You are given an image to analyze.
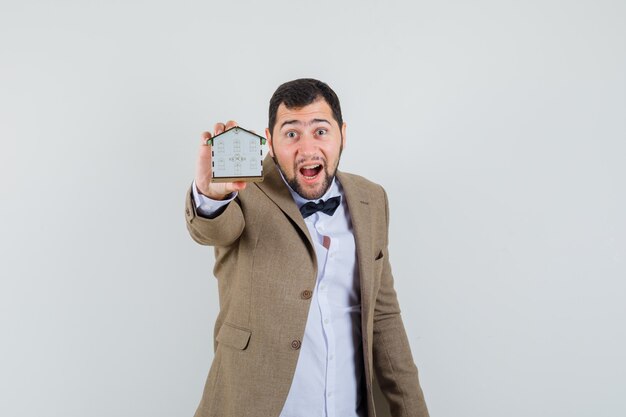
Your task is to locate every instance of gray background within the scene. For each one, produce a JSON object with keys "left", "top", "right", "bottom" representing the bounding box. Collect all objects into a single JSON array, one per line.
[{"left": 1, "top": 0, "right": 625, "bottom": 416}]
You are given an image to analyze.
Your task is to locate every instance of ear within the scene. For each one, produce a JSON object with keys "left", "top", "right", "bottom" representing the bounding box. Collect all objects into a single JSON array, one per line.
[
  {"left": 265, "top": 127, "right": 274, "bottom": 157},
  {"left": 341, "top": 122, "right": 347, "bottom": 149}
]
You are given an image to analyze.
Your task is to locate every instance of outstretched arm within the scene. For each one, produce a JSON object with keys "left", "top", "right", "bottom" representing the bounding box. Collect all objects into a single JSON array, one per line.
[{"left": 184, "top": 121, "right": 248, "bottom": 247}]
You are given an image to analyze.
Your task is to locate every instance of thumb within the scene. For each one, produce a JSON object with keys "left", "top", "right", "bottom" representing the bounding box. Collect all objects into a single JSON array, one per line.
[{"left": 231, "top": 182, "right": 247, "bottom": 191}]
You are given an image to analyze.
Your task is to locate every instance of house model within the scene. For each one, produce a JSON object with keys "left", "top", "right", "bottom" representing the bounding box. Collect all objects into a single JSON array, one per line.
[{"left": 208, "top": 126, "right": 266, "bottom": 182}]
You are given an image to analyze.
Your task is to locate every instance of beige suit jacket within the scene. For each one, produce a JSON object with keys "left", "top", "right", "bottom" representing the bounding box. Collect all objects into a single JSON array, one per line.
[{"left": 184, "top": 157, "right": 428, "bottom": 417}]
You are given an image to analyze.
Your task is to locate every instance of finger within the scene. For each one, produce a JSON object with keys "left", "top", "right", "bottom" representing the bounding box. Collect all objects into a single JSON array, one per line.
[
  {"left": 225, "top": 120, "right": 238, "bottom": 130},
  {"left": 214, "top": 122, "right": 226, "bottom": 136},
  {"left": 201, "top": 131, "right": 212, "bottom": 146},
  {"left": 198, "top": 131, "right": 213, "bottom": 162},
  {"left": 224, "top": 182, "right": 247, "bottom": 193}
]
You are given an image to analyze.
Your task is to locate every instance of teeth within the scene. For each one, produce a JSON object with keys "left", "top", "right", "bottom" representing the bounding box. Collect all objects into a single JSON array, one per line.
[{"left": 300, "top": 164, "right": 321, "bottom": 179}]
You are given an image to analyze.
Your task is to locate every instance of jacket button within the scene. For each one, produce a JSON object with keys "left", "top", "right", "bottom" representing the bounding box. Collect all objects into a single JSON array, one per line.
[
  {"left": 291, "top": 339, "right": 301, "bottom": 350},
  {"left": 300, "top": 290, "right": 312, "bottom": 299},
  {"left": 185, "top": 208, "right": 191, "bottom": 216}
]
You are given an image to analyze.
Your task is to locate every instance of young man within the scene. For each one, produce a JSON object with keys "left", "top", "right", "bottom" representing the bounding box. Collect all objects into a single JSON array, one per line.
[{"left": 185, "top": 78, "right": 428, "bottom": 417}]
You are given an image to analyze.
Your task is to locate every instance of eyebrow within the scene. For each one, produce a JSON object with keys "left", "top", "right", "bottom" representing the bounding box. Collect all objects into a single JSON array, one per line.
[{"left": 280, "top": 118, "right": 332, "bottom": 129}]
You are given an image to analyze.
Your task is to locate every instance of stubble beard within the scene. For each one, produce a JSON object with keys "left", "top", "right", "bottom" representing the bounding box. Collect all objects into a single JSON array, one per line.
[{"left": 274, "top": 155, "right": 341, "bottom": 201}]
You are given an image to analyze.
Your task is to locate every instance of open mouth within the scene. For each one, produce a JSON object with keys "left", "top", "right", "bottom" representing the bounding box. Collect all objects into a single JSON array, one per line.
[{"left": 299, "top": 164, "right": 323, "bottom": 180}]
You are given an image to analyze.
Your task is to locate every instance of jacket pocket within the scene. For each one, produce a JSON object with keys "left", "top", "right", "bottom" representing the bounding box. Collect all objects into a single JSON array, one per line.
[
  {"left": 216, "top": 322, "right": 252, "bottom": 350},
  {"left": 373, "top": 254, "right": 384, "bottom": 279}
]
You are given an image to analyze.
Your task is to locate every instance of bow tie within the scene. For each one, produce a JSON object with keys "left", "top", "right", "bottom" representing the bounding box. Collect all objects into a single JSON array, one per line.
[{"left": 299, "top": 196, "right": 341, "bottom": 219}]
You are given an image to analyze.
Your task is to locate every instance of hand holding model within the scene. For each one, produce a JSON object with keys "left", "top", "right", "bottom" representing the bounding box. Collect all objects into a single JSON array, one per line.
[{"left": 195, "top": 120, "right": 249, "bottom": 200}]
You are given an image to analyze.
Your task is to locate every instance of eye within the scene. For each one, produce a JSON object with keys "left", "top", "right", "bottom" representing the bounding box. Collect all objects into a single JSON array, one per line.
[
  {"left": 286, "top": 131, "right": 298, "bottom": 139},
  {"left": 315, "top": 128, "right": 328, "bottom": 136}
]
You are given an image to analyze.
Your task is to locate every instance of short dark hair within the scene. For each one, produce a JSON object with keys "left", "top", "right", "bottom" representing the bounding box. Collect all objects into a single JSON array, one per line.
[{"left": 268, "top": 78, "right": 343, "bottom": 135}]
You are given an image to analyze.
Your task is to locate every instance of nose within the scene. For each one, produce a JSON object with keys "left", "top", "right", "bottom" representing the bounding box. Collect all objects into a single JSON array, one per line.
[{"left": 297, "top": 133, "right": 318, "bottom": 157}]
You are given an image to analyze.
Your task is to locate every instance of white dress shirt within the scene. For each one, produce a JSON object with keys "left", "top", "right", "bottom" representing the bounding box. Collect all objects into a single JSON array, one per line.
[{"left": 192, "top": 178, "right": 366, "bottom": 417}]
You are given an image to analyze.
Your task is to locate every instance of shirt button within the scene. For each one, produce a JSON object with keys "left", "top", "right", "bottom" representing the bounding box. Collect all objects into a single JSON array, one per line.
[
  {"left": 291, "top": 339, "right": 301, "bottom": 350},
  {"left": 327, "top": 392, "right": 332, "bottom": 397},
  {"left": 329, "top": 355, "right": 334, "bottom": 360},
  {"left": 324, "top": 318, "right": 329, "bottom": 324},
  {"left": 300, "top": 290, "right": 312, "bottom": 299},
  {"left": 319, "top": 284, "right": 326, "bottom": 291}
]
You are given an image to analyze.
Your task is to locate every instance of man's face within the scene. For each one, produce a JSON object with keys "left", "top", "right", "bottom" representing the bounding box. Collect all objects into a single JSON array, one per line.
[{"left": 266, "top": 99, "right": 347, "bottom": 200}]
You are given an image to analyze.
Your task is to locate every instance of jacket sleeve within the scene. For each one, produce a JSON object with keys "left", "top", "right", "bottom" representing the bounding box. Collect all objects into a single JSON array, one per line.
[
  {"left": 184, "top": 185, "right": 245, "bottom": 247},
  {"left": 372, "top": 187, "right": 429, "bottom": 417}
]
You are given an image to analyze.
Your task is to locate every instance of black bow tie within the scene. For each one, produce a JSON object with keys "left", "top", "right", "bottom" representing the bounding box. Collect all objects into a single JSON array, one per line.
[{"left": 299, "top": 196, "right": 341, "bottom": 219}]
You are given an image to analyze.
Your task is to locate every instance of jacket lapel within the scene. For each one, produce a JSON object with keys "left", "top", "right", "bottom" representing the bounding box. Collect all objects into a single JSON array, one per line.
[
  {"left": 256, "top": 159, "right": 374, "bottom": 306},
  {"left": 337, "top": 171, "right": 377, "bottom": 410},
  {"left": 336, "top": 171, "right": 373, "bottom": 315},
  {"left": 256, "top": 156, "right": 314, "bottom": 249}
]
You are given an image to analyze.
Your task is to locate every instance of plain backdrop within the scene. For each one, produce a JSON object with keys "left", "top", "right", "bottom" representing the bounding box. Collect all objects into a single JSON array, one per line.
[{"left": 1, "top": 0, "right": 625, "bottom": 416}]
